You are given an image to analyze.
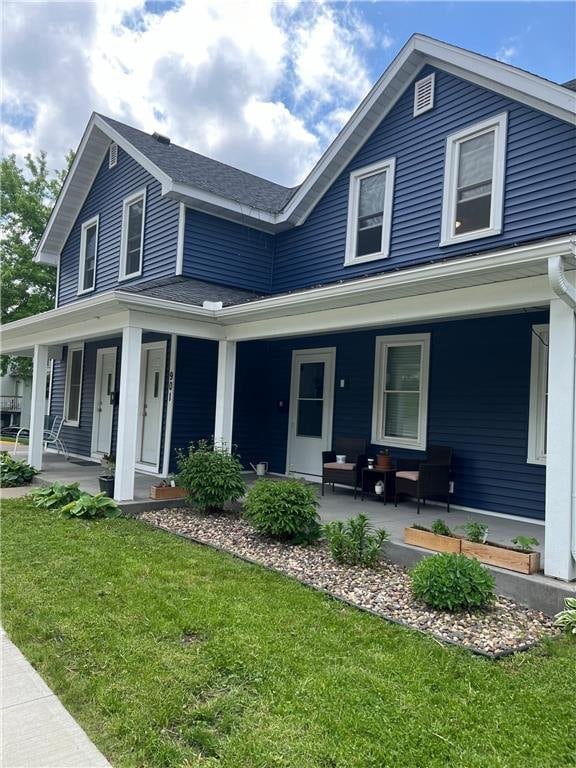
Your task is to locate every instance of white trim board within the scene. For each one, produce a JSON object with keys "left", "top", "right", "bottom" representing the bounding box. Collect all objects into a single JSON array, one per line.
[{"left": 161, "top": 334, "right": 178, "bottom": 477}]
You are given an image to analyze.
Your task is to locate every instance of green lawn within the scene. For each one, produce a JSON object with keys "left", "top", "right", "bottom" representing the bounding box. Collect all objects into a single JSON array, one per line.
[{"left": 2, "top": 499, "right": 575, "bottom": 768}]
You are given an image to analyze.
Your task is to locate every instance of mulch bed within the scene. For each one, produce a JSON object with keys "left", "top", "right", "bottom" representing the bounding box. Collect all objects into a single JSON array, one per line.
[{"left": 139, "top": 507, "right": 556, "bottom": 658}]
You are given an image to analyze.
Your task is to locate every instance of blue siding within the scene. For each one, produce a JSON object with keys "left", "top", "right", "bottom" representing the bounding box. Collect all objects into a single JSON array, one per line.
[
  {"left": 169, "top": 337, "right": 218, "bottom": 471},
  {"left": 50, "top": 333, "right": 171, "bottom": 465},
  {"left": 58, "top": 148, "right": 179, "bottom": 306},
  {"left": 182, "top": 209, "right": 274, "bottom": 293},
  {"left": 272, "top": 66, "right": 576, "bottom": 292},
  {"left": 233, "top": 311, "right": 548, "bottom": 520}
]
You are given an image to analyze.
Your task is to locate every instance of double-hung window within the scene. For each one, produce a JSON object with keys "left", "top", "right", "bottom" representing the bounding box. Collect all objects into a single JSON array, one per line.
[
  {"left": 440, "top": 112, "right": 507, "bottom": 246},
  {"left": 64, "top": 343, "right": 84, "bottom": 426},
  {"left": 527, "top": 324, "right": 549, "bottom": 465},
  {"left": 345, "top": 158, "right": 396, "bottom": 265},
  {"left": 78, "top": 215, "right": 98, "bottom": 294},
  {"left": 372, "top": 333, "right": 430, "bottom": 450},
  {"left": 120, "top": 188, "right": 146, "bottom": 280}
]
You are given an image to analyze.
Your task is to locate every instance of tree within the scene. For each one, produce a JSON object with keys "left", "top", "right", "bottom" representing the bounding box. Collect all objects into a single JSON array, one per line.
[{"left": 0, "top": 151, "right": 72, "bottom": 377}]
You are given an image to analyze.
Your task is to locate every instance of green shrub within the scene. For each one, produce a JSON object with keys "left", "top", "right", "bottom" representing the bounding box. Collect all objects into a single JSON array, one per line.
[
  {"left": 511, "top": 535, "right": 539, "bottom": 553},
  {"left": 0, "top": 452, "right": 37, "bottom": 487},
  {"left": 554, "top": 597, "right": 576, "bottom": 636},
  {"left": 324, "top": 513, "right": 388, "bottom": 568},
  {"left": 244, "top": 479, "right": 320, "bottom": 543},
  {"left": 431, "top": 519, "right": 452, "bottom": 537},
  {"left": 30, "top": 481, "right": 82, "bottom": 510},
  {"left": 177, "top": 440, "right": 245, "bottom": 512},
  {"left": 411, "top": 552, "right": 495, "bottom": 612},
  {"left": 61, "top": 493, "right": 120, "bottom": 519}
]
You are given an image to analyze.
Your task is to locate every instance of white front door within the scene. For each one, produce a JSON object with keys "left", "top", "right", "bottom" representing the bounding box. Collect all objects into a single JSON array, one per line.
[
  {"left": 287, "top": 348, "right": 335, "bottom": 478},
  {"left": 91, "top": 347, "right": 117, "bottom": 456},
  {"left": 137, "top": 343, "right": 166, "bottom": 469}
]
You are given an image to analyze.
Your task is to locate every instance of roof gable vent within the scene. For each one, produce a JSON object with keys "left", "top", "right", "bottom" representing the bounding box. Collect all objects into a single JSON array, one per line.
[
  {"left": 108, "top": 142, "right": 118, "bottom": 168},
  {"left": 413, "top": 73, "right": 435, "bottom": 116},
  {"left": 152, "top": 131, "right": 171, "bottom": 145}
]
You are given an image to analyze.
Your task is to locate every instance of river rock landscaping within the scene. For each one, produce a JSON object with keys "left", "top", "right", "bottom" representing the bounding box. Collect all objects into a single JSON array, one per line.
[{"left": 139, "top": 507, "right": 555, "bottom": 657}]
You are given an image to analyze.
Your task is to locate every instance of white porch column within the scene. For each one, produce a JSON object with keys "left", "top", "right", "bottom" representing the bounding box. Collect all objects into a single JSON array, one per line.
[
  {"left": 214, "top": 340, "right": 236, "bottom": 449},
  {"left": 114, "top": 326, "right": 142, "bottom": 502},
  {"left": 28, "top": 344, "right": 49, "bottom": 470},
  {"left": 545, "top": 298, "right": 576, "bottom": 580}
]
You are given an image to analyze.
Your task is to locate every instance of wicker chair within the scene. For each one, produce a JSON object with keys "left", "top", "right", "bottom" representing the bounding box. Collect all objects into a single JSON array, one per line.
[
  {"left": 394, "top": 445, "right": 452, "bottom": 513},
  {"left": 322, "top": 437, "right": 367, "bottom": 497}
]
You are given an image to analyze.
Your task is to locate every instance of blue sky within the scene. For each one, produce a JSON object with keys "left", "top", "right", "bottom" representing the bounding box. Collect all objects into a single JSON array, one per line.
[{"left": 2, "top": 1, "right": 574, "bottom": 185}]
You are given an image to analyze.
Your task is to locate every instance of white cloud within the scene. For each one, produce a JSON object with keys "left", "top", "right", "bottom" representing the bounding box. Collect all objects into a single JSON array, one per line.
[
  {"left": 496, "top": 42, "right": 519, "bottom": 64},
  {"left": 1, "top": 0, "right": 380, "bottom": 186}
]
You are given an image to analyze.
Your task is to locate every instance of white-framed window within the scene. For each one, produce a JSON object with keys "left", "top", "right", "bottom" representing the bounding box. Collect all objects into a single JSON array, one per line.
[
  {"left": 119, "top": 187, "right": 146, "bottom": 280},
  {"left": 344, "top": 158, "right": 396, "bottom": 266},
  {"left": 371, "top": 333, "right": 430, "bottom": 450},
  {"left": 64, "top": 343, "right": 84, "bottom": 426},
  {"left": 527, "top": 324, "right": 549, "bottom": 465},
  {"left": 109, "top": 143, "right": 118, "bottom": 168},
  {"left": 78, "top": 215, "right": 99, "bottom": 294},
  {"left": 440, "top": 112, "right": 507, "bottom": 246}
]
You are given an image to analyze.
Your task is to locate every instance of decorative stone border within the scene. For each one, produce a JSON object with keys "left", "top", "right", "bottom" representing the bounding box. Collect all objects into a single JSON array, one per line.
[{"left": 138, "top": 508, "right": 556, "bottom": 659}]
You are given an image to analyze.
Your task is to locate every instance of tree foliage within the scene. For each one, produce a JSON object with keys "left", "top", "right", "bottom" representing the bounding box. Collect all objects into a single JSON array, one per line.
[{"left": 0, "top": 151, "right": 71, "bottom": 377}]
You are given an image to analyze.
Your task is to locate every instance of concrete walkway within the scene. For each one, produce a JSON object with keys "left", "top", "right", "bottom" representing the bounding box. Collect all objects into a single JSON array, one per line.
[{"left": 1, "top": 629, "right": 111, "bottom": 768}]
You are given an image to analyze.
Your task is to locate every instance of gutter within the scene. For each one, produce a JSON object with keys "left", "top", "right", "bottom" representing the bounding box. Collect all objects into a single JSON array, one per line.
[{"left": 548, "top": 237, "right": 576, "bottom": 567}]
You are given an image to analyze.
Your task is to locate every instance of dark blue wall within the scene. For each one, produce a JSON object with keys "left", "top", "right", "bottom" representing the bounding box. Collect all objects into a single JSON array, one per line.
[
  {"left": 233, "top": 311, "right": 548, "bottom": 520},
  {"left": 271, "top": 66, "right": 576, "bottom": 292},
  {"left": 50, "top": 333, "right": 171, "bottom": 465},
  {"left": 58, "top": 147, "right": 179, "bottom": 306},
  {"left": 182, "top": 209, "right": 274, "bottom": 293},
  {"left": 169, "top": 337, "right": 219, "bottom": 471}
]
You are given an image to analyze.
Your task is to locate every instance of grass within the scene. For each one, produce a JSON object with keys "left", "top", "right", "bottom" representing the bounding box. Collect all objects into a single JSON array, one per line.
[{"left": 2, "top": 499, "right": 575, "bottom": 768}]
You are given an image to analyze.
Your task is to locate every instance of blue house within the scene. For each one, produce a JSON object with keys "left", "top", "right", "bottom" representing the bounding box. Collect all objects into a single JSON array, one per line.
[{"left": 2, "top": 35, "right": 575, "bottom": 580}]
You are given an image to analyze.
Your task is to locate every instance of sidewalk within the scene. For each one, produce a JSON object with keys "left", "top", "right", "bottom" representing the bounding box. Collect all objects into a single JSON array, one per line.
[{"left": 1, "top": 629, "right": 111, "bottom": 768}]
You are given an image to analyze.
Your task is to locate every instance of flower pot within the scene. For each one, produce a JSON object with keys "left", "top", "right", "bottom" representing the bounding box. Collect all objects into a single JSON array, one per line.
[
  {"left": 404, "top": 527, "right": 461, "bottom": 554},
  {"left": 150, "top": 485, "right": 186, "bottom": 500},
  {"left": 461, "top": 540, "right": 541, "bottom": 574},
  {"left": 98, "top": 475, "right": 115, "bottom": 497},
  {"left": 376, "top": 455, "right": 392, "bottom": 470}
]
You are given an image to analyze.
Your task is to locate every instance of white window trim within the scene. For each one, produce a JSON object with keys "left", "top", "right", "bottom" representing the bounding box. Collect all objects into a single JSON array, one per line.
[
  {"left": 77, "top": 214, "right": 99, "bottom": 295},
  {"left": 527, "top": 323, "right": 549, "bottom": 465},
  {"left": 440, "top": 112, "right": 507, "bottom": 247},
  {"left": 119, "top": 187, "right": 147, "bottom": 281},
  {"left": 63, "top": 343, "right": 85, "bottom": 427},
  {"left": 344, "top": 158, "right": 396, "bottom": 266},
  {"left": 371, "top": 332, "right": 430, "bottom": 451}
]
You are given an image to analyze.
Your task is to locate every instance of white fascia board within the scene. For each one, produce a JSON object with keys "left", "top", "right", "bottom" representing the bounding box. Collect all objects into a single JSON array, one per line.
[{"left": 217, "top": 236, "right": 572, "bottom": 322}]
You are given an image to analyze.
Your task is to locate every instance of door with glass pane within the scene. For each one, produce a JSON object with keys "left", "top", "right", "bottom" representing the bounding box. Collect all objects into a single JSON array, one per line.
[
  {"left": 91, "top": 348, "right": 117, "bottom": 456},
  {"left": 136, "top": 342, "right": 166, "bottom": 469},
  {"left": 287, "top": 348, "right": 335, "bottom": 477}
]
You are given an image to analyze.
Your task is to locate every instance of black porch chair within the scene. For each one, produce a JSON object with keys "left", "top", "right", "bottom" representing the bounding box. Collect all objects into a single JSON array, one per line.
[
  {"left": 394, "top": 445, "right": 452, "bottom": 514},
  {"left": 322, "top": 437, "right": 367, "bottom": 498}
]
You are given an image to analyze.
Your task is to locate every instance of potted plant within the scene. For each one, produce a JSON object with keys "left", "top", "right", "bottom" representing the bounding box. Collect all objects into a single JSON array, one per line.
[
  {"left": 404, "top": 518, "right": 462, "bottom": 554},
  {"left": 98, "top": 454, "right": 115, "bottom": 497},
  {"left": 376, "top": 448, "right": 392, "bottom": 469},
  {"left": 460, "top": 523, "right": 541, "bottom": 575},
  {"left": 150, "top": 475, "right": 186, "bottom": 500}
]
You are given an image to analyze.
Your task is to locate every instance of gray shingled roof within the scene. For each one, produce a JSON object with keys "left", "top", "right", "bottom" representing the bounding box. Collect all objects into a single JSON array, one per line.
[
  {"left": 118, "top": 276, "right": 263, "bottom": 307},
  {"left": 99, "top": 115, "right": 297, "bottom": 214}
]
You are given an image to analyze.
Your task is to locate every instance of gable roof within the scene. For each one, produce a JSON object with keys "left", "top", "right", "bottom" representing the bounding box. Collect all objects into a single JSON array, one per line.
[{"left": 37, "top": 33, "right": 576, "bottom": 264}]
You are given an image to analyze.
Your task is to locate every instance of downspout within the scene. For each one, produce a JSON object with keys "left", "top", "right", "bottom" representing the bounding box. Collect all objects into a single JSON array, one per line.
[{"left": 548, "top": 237, "right": 576, "bottom": 566}]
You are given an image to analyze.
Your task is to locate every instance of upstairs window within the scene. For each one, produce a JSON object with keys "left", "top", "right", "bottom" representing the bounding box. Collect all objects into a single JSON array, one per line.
[
  {"left": 120, "top": 188, "right": 146, "bottom": 280},
  {"left": 440, "top": 112, "right": 507, "bottom": 246},
  {"left": 64, "top": 344, "right": 84, "bottom": 426},
  {"left": 78, "top": 215, "right": 98, "bottom": 294},
  {"left": 345, "top": 158, "right": 396, "bottom": 266},
  {"left": 371, "top": 333, "right": 430, "bottom": 450},
  {"left": 527, "top": 324, "right": 549, "bottom": 465}
]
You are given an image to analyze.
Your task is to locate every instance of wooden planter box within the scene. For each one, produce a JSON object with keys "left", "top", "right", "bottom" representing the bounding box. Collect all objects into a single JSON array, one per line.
[
  {"left": 404, "top": 527, "right": 461, "bottom": 554},
  {"left": 461, "top": 540, "right": 540, "bottom": 574},
  {"left": 150, "top": 485, "right": 186, "bottom": 500}
]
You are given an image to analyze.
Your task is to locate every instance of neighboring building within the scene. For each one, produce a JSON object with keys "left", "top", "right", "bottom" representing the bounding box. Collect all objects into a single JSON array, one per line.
[
  {"left": 1, "top": 35, "right": 575, "bottom": 579},
  {"left": 0, "top": 372, "right": 31, "bottom": 429}
]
